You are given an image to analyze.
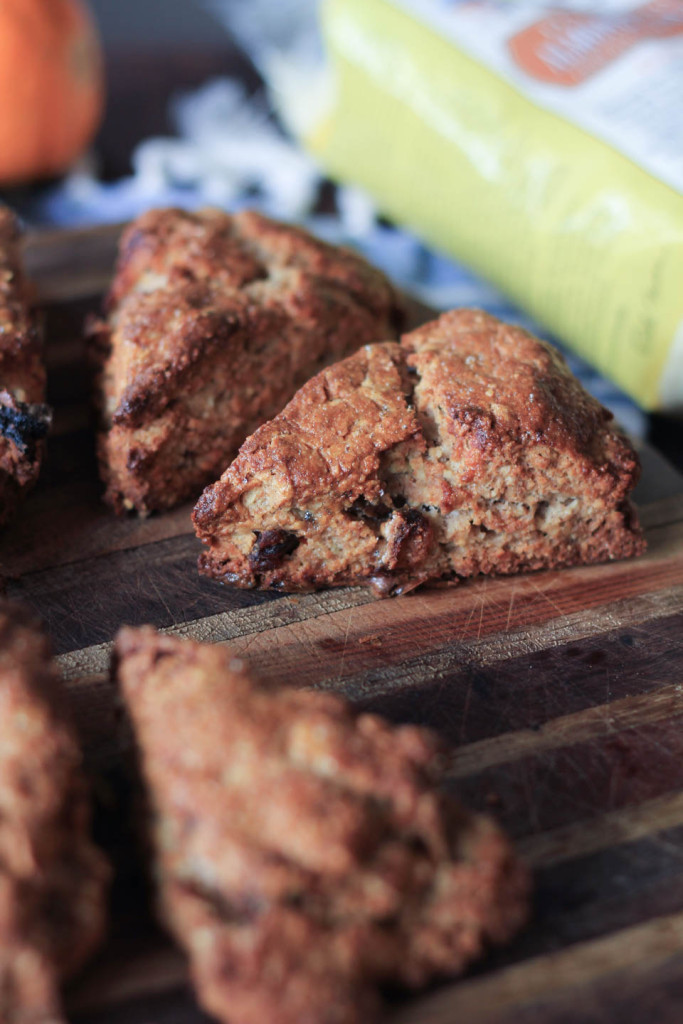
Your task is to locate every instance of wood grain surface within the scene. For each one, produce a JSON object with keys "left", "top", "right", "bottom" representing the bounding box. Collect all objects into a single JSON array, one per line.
[{"left": 3, "top": 222, "right": 683, "bottom": 1024}]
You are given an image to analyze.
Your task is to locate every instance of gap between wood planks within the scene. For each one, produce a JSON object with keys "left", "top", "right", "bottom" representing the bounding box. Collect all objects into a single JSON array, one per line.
[
  {"left": 24, "top": 221, "right": 122, "bottom": 303},
  {"left": 391, "top": 908, "right": 683, "bottom": 1024},
  {"left": 58, "top": 578, "right": 683, "bottom": 697},
  {"left": 520, "top": 789, "right": 683, "bottom": 869},
  {"left": 67, "top": 942, "right": 186, "bottom": 1018},
  {"left": 448, "top": 680, "right": 683, "bottom": 780}
]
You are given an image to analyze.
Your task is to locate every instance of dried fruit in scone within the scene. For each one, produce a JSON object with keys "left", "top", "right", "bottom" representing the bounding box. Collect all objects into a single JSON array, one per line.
[
  {"left": 0, "top": 208, "right": 50, "bottom": 528},
  {"left": 90, "top": 207, "right": 403, "bottom": 514},
  {"left": 194, "top": 309, "right": 645, "bottom": 596},
  {"left": 115, "top": 625, "right": 529, "bottom": 1024},
  {"left": 0, "top": 601, "right": 110, "bottom": 1023}
]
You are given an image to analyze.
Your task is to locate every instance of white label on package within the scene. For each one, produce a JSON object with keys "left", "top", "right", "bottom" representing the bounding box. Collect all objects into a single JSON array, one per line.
[{"left": 392, "top": 0, "right": 683, "bottom": 195}]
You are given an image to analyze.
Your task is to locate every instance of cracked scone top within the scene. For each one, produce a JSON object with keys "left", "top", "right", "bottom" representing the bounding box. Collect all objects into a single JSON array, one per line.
[
  {"left": 90, "top": 207, "right": 403, "bottom": 513},
  {"left": 0, "top": 601, "right": 110, "bottom": 1023},
  {"left": 193, "top": 309, "right": 645, "bottom": 595},
  {"left": 0, "top": 208, "right": 50, "bottom": 527},
  {"left": 116, "top": 626, "right": 529, "bottom": 1024}
]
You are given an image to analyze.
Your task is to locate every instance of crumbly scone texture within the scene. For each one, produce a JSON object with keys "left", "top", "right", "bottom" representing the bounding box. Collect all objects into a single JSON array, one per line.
[
  {"left": 0, "top": 601, "right": 110, "bottom": 1024},
  {"left": 194, "top": 309, "right": 645, "bottom": 596},
  {"left": 90, "top": 207, "right": 403, "bottom": 514},
  {"left": 0, "top": 209, "right": 50, "bottom": 528},
  {"left": 116, "top": 626, "right": 529, "bottom": 1024}
]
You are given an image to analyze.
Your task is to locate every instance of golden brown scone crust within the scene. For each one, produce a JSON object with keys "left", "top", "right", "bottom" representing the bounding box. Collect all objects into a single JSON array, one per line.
[
  {"left": 116, "top": 626, "right": 529, "bottom": 1024},
  {"left": 194, "top": 309, "right": 645, "bottom": 595},
  {"left": 0, "top": 209, "right": 50, "bottom": 528},
  {"left": 0, "top": 601, "right": 110, "bottom": 1024},
  {"left": 90, "top": 207, "right": 403, "bottom": 514}
]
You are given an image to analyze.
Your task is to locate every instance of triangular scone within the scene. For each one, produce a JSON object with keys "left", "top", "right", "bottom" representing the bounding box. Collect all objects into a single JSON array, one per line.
[
  {"left": 90, "top": 207, "right": 403, "bottom": 513},
  {"left": 0, "top": 209, "right": 50, "bottom": 528},
  {"left": 116, "top": 626, "right": 528, "bottom": 1024},
  {"left": 194, "top": 310, "right": 645, "bottom": 596},
  {"left": 0, "top": 601, "right": 110, "bottom": 1021}
]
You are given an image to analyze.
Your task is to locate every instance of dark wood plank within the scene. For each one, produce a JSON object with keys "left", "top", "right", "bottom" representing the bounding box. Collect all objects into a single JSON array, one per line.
[
  {"left": 392, "top": 912, "right": 683, "bottom": 1024},
  {"left": 455, "top": 714, "right": 683, "bottom": 840},
  {"left": 24, "top": 223, "right": 122, "bottom": 302},
  {"left": 371, "top": 611, "right": 683, "bottom": 749},
  {"left": 74, "top": 990, "right": 206, "bottom": 1024},
  {"left": 6, "top": 533, "right": 279, "bottom": 653},
  {"left": 520, "top": 826, "right": 683, "bottom": 962}
]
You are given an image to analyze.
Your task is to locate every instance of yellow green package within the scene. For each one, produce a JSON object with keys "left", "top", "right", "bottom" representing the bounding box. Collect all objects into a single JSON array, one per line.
[{"left": 298, "top": 0, "right": 683, "bottom": 411}]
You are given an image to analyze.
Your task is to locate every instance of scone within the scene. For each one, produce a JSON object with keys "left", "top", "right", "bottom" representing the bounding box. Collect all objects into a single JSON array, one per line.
[
  {"left": 0, "top": 601, "right": 109, "bottom": 1023},
  {"left": 194, "top": 309, "right": 645, "bottom": 596},
  {"left": 115, "top": 626, "right": 529, "bottom": 1024},
  {"left": 90, "top": 207, "right": 403, "bottom": 514},
  {"left": 0, "top": 208, "right": 50, "bottom": 528}
]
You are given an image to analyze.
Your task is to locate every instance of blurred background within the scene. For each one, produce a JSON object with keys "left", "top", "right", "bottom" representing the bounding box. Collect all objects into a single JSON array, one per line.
[
  {"left": 90, "top": 0, "right": 221, "bottom": 46},
  {"left": 2, "top": 0, "right": 681, "bottom": 466},
  {"left": 88, "top": 0, "right": 247, "bottom": 181}
]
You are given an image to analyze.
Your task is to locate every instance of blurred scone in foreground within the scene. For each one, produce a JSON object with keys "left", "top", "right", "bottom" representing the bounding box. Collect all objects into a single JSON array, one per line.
[
  {"left": 115, "top": 625, "right": 529, "bottom": 1024},
  {"left": 0, "top": 601, "right": 109, "bottom": 1023},
  {"left": 90, "top": 207, "right": 403, "bottom": 514},
  {"left": 194, "top": 309, "right": 645, "bottom": 595}
]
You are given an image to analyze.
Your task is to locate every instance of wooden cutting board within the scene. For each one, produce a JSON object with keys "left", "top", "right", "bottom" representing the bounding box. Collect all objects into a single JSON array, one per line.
[{"left": 3, "top": 223, "right": 683, "bottom": 1024}]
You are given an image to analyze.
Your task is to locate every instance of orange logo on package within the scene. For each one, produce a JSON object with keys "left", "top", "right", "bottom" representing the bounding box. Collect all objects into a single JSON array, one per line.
[{"left": 509, "top": 0, "right": 683, "bottom": 85}]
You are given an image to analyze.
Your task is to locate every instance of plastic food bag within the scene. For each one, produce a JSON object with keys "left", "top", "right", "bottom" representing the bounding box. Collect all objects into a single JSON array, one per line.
[{"left": 286, "top": 0, "right": 683, "bottom": 412}]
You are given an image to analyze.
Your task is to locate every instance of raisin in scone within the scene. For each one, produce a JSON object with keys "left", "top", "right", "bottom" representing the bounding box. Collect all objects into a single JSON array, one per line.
[
  {"left": 115, "top": 626, "right": 529, "bottom": 1024},
  {"left": 194, "top": 309, "right": 645, "bottom": 595},
  {"left": 0, "top": 601, "right": 110, "bottom": 1023},
  {"left": 90, "top": 207, "right": 403, "bottom": 514},
  {"left": 0, "top": 209, "right": 50, "bottom": 528}
]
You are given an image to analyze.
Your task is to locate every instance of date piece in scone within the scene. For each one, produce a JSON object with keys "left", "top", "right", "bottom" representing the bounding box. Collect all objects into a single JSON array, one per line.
[
  {"left": 0, "top": 601, "right": 110, "bottom": 1023},
  {"left": 0, "top": 209, "right": 51, "bottom": 528},
  {"left": 116, "top": 626, "right": 529, "bottom": 1024},
  {"left": 90, "top": 207, "right": 403, "bottom": 514},
  {"left": 194, "top": 309, "right": 645, "bottom": 596}
]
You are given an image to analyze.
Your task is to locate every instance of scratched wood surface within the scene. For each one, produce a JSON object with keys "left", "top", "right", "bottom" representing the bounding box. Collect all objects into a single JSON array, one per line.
[{"left": 2, "top": 222, "right": 683, "bottom": 1024}]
